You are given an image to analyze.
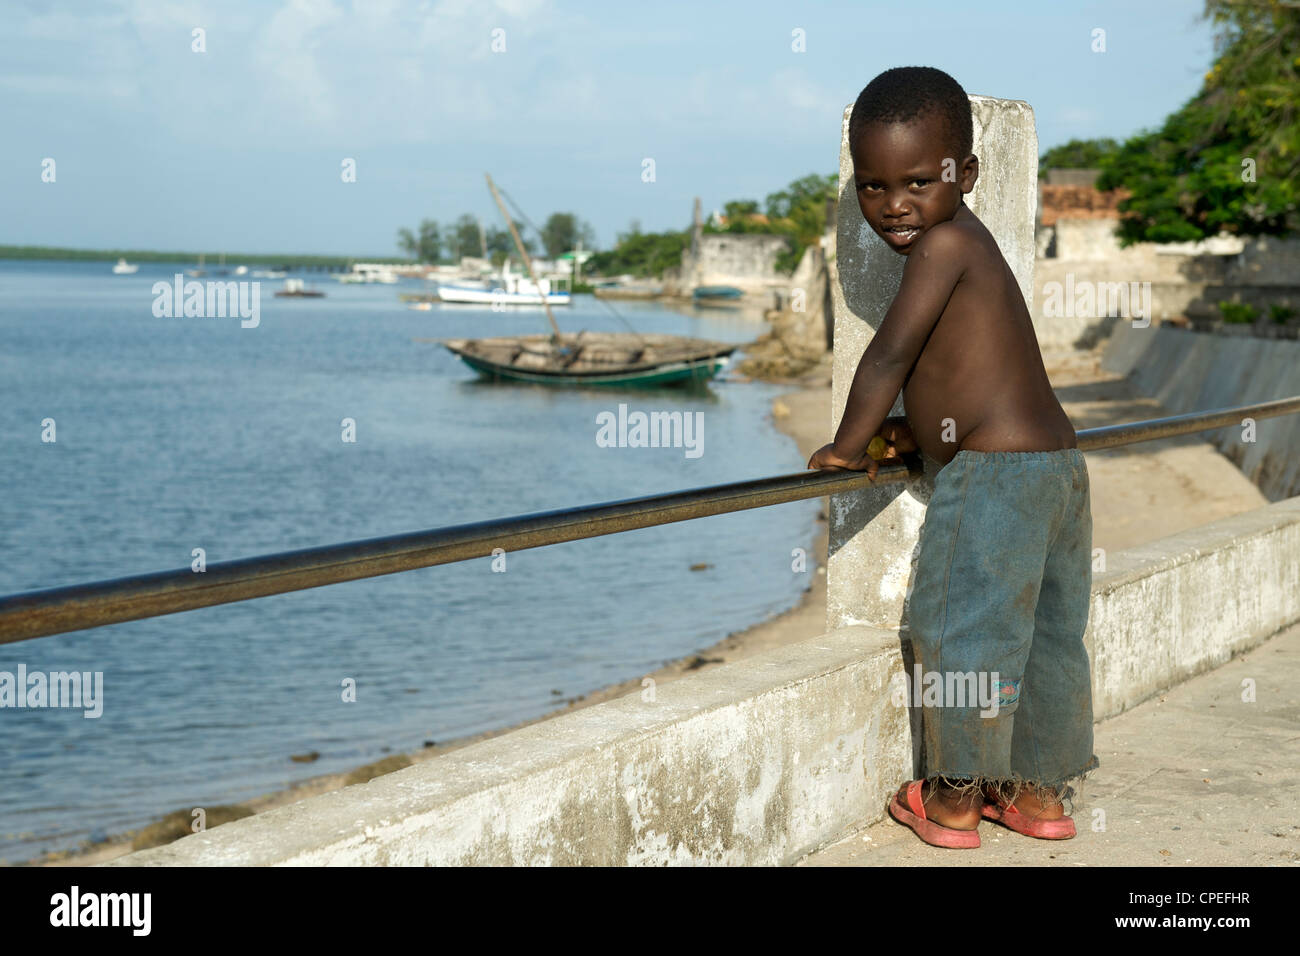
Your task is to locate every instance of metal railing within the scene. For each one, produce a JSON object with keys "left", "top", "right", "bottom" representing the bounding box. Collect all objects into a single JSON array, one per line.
[{"left": 2, "top": 396, "right": 1298, "bottom": 645}]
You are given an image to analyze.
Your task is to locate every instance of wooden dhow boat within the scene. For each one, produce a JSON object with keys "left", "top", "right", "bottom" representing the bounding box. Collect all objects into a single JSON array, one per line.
[
  {"left": 437, "top": 175, "right": 735, "bottom": 388},
  {"left": 440, "top": 332, "right": 736, "bottom": 387}
]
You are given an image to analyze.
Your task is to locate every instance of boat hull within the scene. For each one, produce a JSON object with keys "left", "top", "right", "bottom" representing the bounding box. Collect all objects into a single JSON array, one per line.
[
  {"left": 440, "top": 334, "right": 734, "bottom": 387},
  {"left": 451, "top": 351, "right": 729, "bottom": 387},
  {"left": 437, "top": 285, "right": 571, "bottom": 306}
]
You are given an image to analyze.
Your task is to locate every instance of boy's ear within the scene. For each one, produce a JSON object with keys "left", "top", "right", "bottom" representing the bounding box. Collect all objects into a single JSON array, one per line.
[{"left": 959, "top": 154, "right": 979, "bottom": 194}]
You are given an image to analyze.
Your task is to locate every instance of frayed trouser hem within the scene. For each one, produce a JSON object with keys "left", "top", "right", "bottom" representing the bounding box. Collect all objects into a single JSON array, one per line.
[{"left": 922, "top": 755, "right": 1100, "bottom": 814}]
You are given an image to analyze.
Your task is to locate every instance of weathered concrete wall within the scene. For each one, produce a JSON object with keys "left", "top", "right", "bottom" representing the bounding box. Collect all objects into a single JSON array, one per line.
[
  {"left": 1033, "top": 227, "right": 1300, "bottom": 348},
  {"left": 683, "top": 234, "right": 791, "bottom": 291},
  {"left": 829, "top": 95, "right": 1039, "bottom": 631},
  {"left": 736, "top": 241, "right": 833, "bottom": 379},
  {"left": 1102, "top": 321, "right": 1300, "bottom": 500},
  {"left": 109, "top": 496, "right": 1300, "bottom": 866},
  {"left": 1044, "top": 168, "right": 1101, "bottom": 187},
  {"left": 112, "top": 626, "right": 914, "bottom": 866},
  {"left": 1089, "top": 499, "right": 1300, "bottom": 718}
]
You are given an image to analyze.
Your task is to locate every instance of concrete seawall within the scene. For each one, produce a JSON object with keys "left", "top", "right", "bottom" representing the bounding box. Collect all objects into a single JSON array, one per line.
[
  {"left": 111, "top": 495, "right": 1300, "bottom": 866},
  {"left": 1102, "top": 321, "right": 1300, "bottom": 500}
]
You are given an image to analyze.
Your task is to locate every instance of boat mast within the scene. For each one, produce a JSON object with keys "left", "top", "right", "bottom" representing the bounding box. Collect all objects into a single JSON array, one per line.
[{"left": 485, "top": 174, "right": 562, "bottom": 341}]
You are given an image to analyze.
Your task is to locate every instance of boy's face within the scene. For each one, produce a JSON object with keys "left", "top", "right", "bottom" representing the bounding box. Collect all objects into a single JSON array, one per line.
[{"left": 851, "top": 114, "right": 977, "bottom": 256}]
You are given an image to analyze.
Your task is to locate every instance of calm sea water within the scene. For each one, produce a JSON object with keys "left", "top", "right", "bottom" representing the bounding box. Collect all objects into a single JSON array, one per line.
[{"left": 0, "top": 260, "right": 819, "bottom": 860}]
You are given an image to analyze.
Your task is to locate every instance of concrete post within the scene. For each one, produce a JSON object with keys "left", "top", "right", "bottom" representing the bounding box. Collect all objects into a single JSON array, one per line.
[{"left": 827, "top": 95, "right": 1039, "bottom": 632}]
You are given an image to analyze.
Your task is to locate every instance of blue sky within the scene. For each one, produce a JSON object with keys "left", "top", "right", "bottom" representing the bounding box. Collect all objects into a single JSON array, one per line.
[{"left": 2, "top": 0, "right": 1215, "bottom": 256}]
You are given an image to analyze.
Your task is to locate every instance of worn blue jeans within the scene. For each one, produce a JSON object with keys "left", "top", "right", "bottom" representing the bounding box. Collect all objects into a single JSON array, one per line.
[{"left": 906, "top": 449, "right": 1098, "bottom": 801}]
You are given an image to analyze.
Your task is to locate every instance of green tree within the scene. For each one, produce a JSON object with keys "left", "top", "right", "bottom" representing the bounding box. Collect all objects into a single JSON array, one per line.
[
  {"left": 722, "top": 200, "right": 760, "bottom": 223},
  {"left": 539, "top": 212, "right": 596, "bottom": 258},
  {"left": 1038, "top": 138, "right": 1120, "bottom": 177},
  {"left": 616, "top": 219, "right": 642, "bottom": 245},
  {"left": 703, "top": 172, "right": 837, "bottom": 272},
  {"left": 483, "top": 224, "right": 537, "bottom": 267},
  {"left": 585, "top": 229, "right": 690, "bottom": 278},
  {"left": 1096, "top": 1, "right": 1300, "bottom": 242},
  {"left": 764, "top": 173, "right": 837, "bottom": 220},
  {"left": 444, "top": 214, "right": 483, "bottom": 262},
  {"left": 396, "top": 219, "right": 442, "bottom": 262}
]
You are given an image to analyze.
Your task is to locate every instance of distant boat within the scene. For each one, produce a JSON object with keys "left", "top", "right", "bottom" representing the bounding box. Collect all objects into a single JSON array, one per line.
[
  {"left": 251, "top": 269, "right": 286, "bottom": 279},
  {"left": 274, "top": 278, "right": 325, "bottom": 298},
  {"left": 409, "top": 302, "right": 434, "bottom": 311},
  {"left": 213, "top": 253, "right": 230, "bottom": 277},
  {"left": 111, "top": 258, "right": 138, "bottom": 275},
  {"left": 692, "top": 285, "right": 743, "bottom": 302},
  {"left": 233, "top": 265, "right": 248, "bottom": 276},
  {"left": 438, "top": 262, "right": 571, "bottom": 306},
  {"left": 439, "top": 333, "right": 735, "bottom": 387},
  {"left": 187, "top": 253, "right": 206, "bottom": 278},
  {"left": 337, "top": 265, "right": 400, "bottom": 284}
]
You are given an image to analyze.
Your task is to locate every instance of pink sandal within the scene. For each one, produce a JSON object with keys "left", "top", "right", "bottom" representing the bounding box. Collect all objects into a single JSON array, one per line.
[
  {"left": 981, "top": 796, "right": 1077, "bottom": 839},
  {"left": 888, "top": 780, "right": 981, "bottom": 848}
]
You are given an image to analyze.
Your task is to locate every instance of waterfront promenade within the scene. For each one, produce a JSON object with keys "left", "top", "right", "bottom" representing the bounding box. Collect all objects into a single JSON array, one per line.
[{"left": 801, "top": 619, "right": 1300, "bottom": 866}]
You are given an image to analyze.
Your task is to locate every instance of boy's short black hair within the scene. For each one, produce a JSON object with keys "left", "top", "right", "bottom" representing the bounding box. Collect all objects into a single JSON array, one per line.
[{"left": 849, "top": 66, "right": 973, "bottom": 161}]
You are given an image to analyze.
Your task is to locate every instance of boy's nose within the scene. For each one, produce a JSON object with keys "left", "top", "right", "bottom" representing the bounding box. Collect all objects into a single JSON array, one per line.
[{"left": 883, "top": 191, "right": 912, "bottom": 216}]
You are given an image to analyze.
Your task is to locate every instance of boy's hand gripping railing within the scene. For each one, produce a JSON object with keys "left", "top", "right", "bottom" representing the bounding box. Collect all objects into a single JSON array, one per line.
[{"left": 2, "top": 396, "right": 1299, "bottom": 644}]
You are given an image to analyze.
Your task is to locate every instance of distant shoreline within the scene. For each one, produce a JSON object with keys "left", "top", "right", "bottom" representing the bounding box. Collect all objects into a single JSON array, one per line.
[{"left": 0, "top": 247, "right": 414, "bottom": 268}]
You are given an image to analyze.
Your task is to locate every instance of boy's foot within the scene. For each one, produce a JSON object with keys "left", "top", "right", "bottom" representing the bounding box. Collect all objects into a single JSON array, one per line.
[
  {"left": 980, "top": 783, "right": 1076, "bottom": 839},
  {"left": 887, "top": 780, "right": 981, "bottom": 848}
]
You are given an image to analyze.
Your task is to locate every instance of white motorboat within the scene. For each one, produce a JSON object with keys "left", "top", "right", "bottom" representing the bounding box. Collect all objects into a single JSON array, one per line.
[
  {"left": 337, "top": 264, "right": 400, "bottom": 284},
  {"left": 112, "top": 258, "right": 139, "bottom": 275},
  {"left": 437, "top": 263, "right": 570, "bottom": 306}
]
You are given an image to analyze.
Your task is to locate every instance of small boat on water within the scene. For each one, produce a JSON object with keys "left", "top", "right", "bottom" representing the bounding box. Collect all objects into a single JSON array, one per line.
[
  {"left": 438, "top": 263, "right": 570, "bottom": 306},
  {"left": 251, "top": 269, "right": 287, "bottom": 279},
  {"left": 440, "top": 333, "right": 735, "bottom": 387},
  {"left": 338, "top": 264, "right": 400, "bottom": 284},
  {"left": 692, "top": 285, "right": 743, "bottom": 305},
  {"left": 187, "top": 253, "right": 206, "bottom": 278},
  {"left": 274, "top": 278, "right": 325, "bottom": 298},
  {"left": 111, "top": 258, "right": 138, "bottom": 275}
]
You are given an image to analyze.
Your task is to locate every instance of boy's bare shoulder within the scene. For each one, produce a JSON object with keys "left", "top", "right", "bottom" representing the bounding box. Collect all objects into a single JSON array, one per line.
[{"left": 907, "top": 216, "right": 989, "bottom": 267}]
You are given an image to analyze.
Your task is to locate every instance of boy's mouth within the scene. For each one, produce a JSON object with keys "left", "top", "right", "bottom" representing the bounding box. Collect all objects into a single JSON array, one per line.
[{"left": 880, "top": 223, "right": 922, "bottom": 247}]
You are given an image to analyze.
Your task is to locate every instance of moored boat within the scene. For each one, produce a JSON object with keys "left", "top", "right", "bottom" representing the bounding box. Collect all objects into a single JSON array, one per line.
[
  {"left": 111, "top": 258, "right": 138, "bottom": 275},
  {"left": 437, "top": 263, "right": 570, "bottom": 306},
  {"left": 438, "top": 174, "right": 729, "bottom": 388},
  {"left": 274, "top": 278, "right": 326, "bottom": 298},
  {"left": 439, "top": 333, "right": 735, "bottom": 387},
  {"left": 692, "top": 285, "right": 743, "bottom": 304}
]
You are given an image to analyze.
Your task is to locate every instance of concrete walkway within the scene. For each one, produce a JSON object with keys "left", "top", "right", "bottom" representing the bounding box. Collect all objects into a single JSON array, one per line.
[{"left": 797, "top": 621, "right": 1300, "bottom": 867}]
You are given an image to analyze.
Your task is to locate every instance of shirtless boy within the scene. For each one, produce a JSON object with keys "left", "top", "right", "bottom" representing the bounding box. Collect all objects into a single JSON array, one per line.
[{"left": 807, "top": 67, "right": 1097, "bottom": 848}]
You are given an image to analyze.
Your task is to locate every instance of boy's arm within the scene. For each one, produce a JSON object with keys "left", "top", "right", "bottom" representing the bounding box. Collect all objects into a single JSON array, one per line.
[{"left": 831, "top": 229, "right": 968, "bottom": 459}]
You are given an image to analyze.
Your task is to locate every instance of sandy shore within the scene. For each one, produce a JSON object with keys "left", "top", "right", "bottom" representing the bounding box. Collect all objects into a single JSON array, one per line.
[{"left": 32, "top": 342, "right": 1270, "bottom": 866}]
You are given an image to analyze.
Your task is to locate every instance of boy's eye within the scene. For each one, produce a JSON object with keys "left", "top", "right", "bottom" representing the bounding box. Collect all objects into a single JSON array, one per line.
[
  {"left": 910, "top": 179, "right": 931, "bottom": 187},
  {"left": 857, "top": 182, "right": 881, "bottom": 192}
]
